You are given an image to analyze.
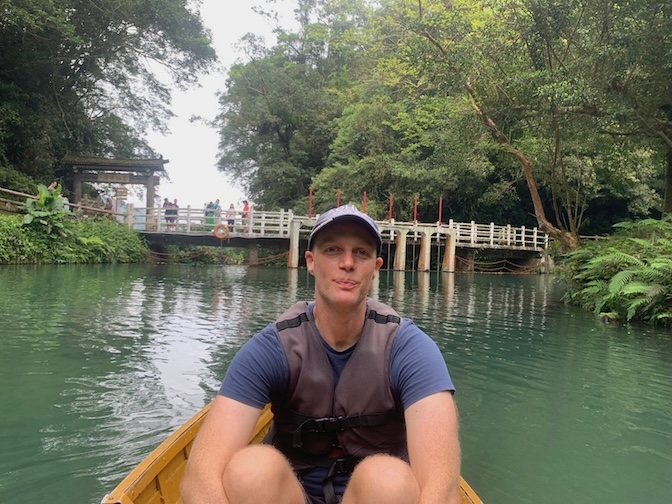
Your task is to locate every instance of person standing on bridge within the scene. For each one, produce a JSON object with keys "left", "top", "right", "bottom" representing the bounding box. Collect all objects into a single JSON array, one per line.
[
  {"left": 226, "top": 203, "right": 236, "bottom": 230},
  {"left": 241, "top": 200, "right": 250, "bottom": 233},
  {"left": 167, "top": 199, "right": 179, "bottom": 231},
  {"left": 181, "top": 205, "right": 461, "bottom": 504}
]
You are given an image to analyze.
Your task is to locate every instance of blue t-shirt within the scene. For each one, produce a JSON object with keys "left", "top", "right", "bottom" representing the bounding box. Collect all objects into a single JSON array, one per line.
[{"left": 218, "top": 303, "right": 455, "bottom": 497}]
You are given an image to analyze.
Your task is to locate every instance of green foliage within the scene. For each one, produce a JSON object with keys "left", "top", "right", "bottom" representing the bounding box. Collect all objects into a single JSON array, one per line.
[
  {"left": 215, "top": 0, "right": 669, "bottom": 233},
  {"left": 148, "top": 246, "right": 287, "bottom": 267},
  {"left": 0, "top": 0, "right": 217, "bottom": 179},
  {"left": 216, "top": 0, "right": 375, "bottom": 209},
  {"left": 21, "top": 184, "right": 73, "bottom": 236},
  {"left": 152, "top": 246, "right": 246, "bottom": 265},
  {"left": 0, "top": 166, "right": 37, "bottom": 194},
  {"left": 560, "top": 218, "right": 672, "bottom": 326},
  {"left": 74, "top": 218, "right": 149, "bottom": 263},
  {"left": 0, "top": 213, "right": 148, "bottom": 264}
]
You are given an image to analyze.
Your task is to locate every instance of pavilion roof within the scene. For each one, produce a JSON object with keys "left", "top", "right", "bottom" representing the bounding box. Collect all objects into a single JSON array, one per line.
[{"left": 61, "top": 155, "right": 169, "bottom": 173}]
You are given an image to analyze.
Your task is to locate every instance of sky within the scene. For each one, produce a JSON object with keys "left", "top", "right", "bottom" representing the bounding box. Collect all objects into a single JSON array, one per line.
[{"left": 138, "top": 0, "right": 298, "bottom": 210}]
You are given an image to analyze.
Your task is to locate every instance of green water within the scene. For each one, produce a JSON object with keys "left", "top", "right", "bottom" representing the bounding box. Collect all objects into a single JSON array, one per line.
[{"left": 0, "top": 265, "right": 670, "bottom": 503}]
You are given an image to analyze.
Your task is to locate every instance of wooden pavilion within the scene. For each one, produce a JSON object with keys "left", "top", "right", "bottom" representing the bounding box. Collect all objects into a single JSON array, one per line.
[{"left": 61, "top": 155, "right": 169, "bottom": 207}]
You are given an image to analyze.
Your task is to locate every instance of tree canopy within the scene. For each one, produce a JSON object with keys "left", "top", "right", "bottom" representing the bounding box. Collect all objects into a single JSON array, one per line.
[
  {"left": 0, "top": 0, "right": 216, "bottom": 183},
  {"left": 216, "top": 0, "right": 671, "bottom": 248}
]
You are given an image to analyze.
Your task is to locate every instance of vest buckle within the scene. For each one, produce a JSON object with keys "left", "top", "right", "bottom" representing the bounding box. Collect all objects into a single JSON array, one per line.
[{"left": 314, "top": 416, "right": 344, "bottom": 432}]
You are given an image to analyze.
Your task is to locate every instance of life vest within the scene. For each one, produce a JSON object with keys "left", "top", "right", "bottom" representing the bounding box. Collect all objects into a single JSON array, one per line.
[{"left": 270, "top": 299, "right": 407, "bottom": 494}]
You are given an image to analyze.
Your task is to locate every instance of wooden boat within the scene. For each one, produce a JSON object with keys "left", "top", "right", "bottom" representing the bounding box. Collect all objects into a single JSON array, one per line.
[{"left": 101, "top": 403, "right": 483, "bottom": 504}]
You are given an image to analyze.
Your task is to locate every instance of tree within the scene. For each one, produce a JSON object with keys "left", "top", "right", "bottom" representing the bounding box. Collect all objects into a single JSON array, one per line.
[
  {"left": 215, "top": 0, "right": 374, "bottom": 208},
  {"left": 0, "top": 0, "right": 216, "bottom": 182},
  {"left": 371, "top": 0, "right": 668, "bottom": 248}
]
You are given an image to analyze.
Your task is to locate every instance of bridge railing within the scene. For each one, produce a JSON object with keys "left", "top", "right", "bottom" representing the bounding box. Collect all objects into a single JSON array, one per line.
[
  {"left": 123, "top": 206, "right": 548, "bottom": 252},
  {"left": 447, "top": 219, "right": 548, "bottom": 251},
  {"left": 376, "top": 219, "right": 547, "bottom": 251},
  {"left": 125, "top": 206, "right": 295, "bottom": 237}
]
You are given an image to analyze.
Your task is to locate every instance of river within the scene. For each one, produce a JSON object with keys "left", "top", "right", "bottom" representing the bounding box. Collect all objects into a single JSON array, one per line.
[{"left": 0, "top": 264, "right": 670, "bottom": 503}]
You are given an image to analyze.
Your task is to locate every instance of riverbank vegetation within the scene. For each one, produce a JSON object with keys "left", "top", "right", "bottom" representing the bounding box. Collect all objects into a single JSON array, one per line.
[
  {"left": 0, "top": 214, "right": 148, "bottom": 264},
  {"left": 0, "top": 187, "right": 148, "bottom": 264},
  {"left": 148, "top": 246, "right": 289, "bottom": 267},
  {"left": 560, "top": 218, "right": 672, "bottom": 326}
]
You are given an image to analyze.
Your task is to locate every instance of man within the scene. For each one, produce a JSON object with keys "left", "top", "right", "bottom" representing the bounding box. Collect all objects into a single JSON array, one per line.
[{"left": 181, "top": 205, "right": 461, "bottom": 504}]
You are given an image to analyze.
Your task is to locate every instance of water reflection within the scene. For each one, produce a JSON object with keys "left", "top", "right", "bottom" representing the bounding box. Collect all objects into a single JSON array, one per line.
[{"left": 442, "top": 272, "right": 455, "bottom": 309}]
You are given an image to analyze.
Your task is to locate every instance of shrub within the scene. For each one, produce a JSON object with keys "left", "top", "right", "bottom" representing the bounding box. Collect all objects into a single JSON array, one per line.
[
  {"left": 559, "top": 217, "right": 672, "bottom": 326},
  {"left": 0, "top": 213, "right": 149, "bottom": 264}
]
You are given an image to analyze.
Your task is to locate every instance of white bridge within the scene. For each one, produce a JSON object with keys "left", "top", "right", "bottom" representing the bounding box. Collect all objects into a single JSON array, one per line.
[{"left": 127, "top": 206, "right": 549, "bottom": 272}]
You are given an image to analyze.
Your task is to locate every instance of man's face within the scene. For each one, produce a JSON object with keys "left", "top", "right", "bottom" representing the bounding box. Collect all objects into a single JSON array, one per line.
[{"left": 305, "top": 221, "right": 383, "bottom": 309}]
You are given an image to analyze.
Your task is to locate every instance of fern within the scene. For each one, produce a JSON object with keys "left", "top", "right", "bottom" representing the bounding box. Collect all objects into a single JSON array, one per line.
[
  {"left": 652, "top": 312, "right": 672, "bottom": 322},
  {"left": 608, "top": 270, "right": 637, "bottom": 294},
  {"left": 626, "top": 298, "right": 650, "bottom": 321},
  {"left": 648, "top": 258, "right": 672, "bottom": 271},
  {"left": 560, "top": 217, "right": 672, "bottom": 326},
  {"left": 627, "top": 237, "right": 655, "bottom": 248},
  {"left": 587, "top": 251, "right": 643, "bottom": 268}
]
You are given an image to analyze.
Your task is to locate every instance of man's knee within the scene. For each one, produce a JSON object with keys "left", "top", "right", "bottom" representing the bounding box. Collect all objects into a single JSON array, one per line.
[
  {"left": 224, "top": 445, "right": 288, "bottom": 485},
  {"left": 223, "top": 445, "right": 305, "bottom": 503},
  {"left": 344, "top": 454, "right": 419, "bottom": 504}
]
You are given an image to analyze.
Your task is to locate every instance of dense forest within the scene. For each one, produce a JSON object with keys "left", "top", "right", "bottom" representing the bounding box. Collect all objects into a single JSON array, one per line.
[{"left": 2, "top": 0, "right": 671, "bottom": 251}]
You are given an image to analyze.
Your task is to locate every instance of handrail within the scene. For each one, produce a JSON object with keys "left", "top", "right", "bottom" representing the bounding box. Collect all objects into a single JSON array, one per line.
[{"left": 0, "top": 186, "right": 123, "bottom": 217}]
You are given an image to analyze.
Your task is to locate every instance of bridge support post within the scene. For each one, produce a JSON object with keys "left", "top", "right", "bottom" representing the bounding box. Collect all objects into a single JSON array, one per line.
[
  {"left": 393, "top": 230, "right": 407, "bottom": 271},
  {"left": 248, "top": 243, "right": 259, "bottom": 267},
  {"left": 288, "top": 219, "right": 301, "bottom": 268},
  {"left": 418, "top": 228, "right": 432, "bottom": 271},
  {"left": 442, "top": 230, "right": 456, "bottom": 273}
]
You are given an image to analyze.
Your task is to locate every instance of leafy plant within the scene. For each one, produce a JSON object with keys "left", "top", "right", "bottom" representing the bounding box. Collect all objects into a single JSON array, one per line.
[
  {"left": 22, "top": 184, "right": 73, "bottom": 237},
  {"left": 560, "top": 218, "right": 672, "bottom": 326}
]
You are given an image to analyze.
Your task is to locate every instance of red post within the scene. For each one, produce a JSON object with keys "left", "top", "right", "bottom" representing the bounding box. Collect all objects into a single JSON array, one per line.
[
  {"left": 388, "top": 193, "right": 394, "bottom": 221},
  {"left": 438, "top": 197, "right": 443, "bottom": 224},
  {"left": 413, "top": 196, "right": 418, "bottom": 223},
  {"left": 363, "top": 192, "right": 367, "bottom": 213},
  {"left": 308, "top": 187, "right": 314, "bottom": 217},
  {"left": 336, "top": 190, "right": 341, "bottom": 207}
]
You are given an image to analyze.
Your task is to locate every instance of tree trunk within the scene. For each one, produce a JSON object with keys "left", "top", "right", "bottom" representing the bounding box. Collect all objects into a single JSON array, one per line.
[
  {"left": 663, "top": 149, "right": 672, "bottom": 217},
  {"left": 465, "top": 83, "right": 580, "bottom": 250}
]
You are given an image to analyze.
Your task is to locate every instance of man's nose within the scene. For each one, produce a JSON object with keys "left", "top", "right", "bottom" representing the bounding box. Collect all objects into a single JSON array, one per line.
[{"left": 340, "top": 250, "right": 355, "bottom": 269}]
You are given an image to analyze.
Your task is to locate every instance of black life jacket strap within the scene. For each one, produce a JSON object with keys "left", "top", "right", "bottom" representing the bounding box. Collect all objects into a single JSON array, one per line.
[
  {"left": 291, "top": 449, "right": 360, "bottom": 504},
  {"left": 281, "top": 410, "right": 402, "bottom": 448}
]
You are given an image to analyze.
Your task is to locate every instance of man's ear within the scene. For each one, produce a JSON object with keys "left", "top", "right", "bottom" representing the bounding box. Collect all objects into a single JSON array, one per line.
[{"left": 305, "top": 250, "right": 315, "bottom": 275}]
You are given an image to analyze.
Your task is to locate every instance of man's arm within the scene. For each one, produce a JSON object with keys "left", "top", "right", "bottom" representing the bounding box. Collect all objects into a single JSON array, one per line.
[
  {"left": 181, "top": 395, "right": 263, "bottom": 504},
  {"left": 405, "top": 391, "right": 461, "bottom": 504}
]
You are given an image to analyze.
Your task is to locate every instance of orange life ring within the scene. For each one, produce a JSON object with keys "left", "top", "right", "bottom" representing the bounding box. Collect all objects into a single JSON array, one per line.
[{"left": 213, "top": 223, "right": 230, "bottom": 240}]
